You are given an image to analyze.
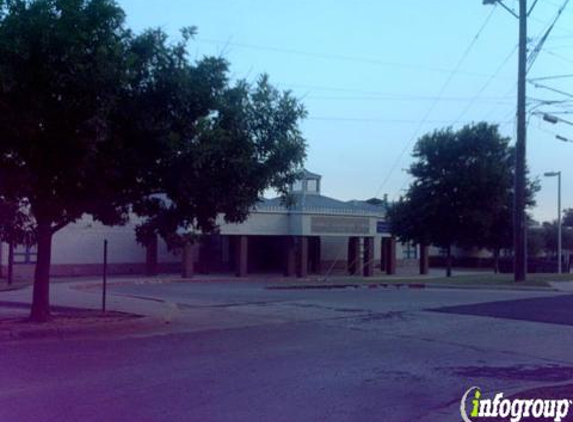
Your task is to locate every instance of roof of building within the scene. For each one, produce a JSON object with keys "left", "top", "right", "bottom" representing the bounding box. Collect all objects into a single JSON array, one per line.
[
  {"left": 258, "top": 193, "right": 386, "bottom": 215},
  {"left": 255, "top": 168, "right": 386, "bottom": 216},
  {"left": 300, "top": 169, "right": 322, "bottom": 180}
]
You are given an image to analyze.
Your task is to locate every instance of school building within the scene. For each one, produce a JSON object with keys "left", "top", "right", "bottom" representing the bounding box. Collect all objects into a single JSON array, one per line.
[{"left": 1, "top": 170, "right": 429, "bottom": 280}]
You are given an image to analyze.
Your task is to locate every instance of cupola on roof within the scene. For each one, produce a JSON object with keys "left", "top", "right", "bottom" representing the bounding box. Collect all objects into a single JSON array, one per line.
[{"left": 291, "top": 169, "right": 322, "bottom": 195}]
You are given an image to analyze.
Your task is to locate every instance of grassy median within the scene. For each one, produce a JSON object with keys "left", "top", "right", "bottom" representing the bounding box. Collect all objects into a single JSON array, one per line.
[{"left": 273, "top": 271, "right": 573, "bottom": 289}]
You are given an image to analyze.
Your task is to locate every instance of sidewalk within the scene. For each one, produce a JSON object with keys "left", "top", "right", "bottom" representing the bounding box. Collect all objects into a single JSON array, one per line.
[
  {"left": 0, "top": 272, "right": 568, "bottom": 342},
  {"left": 0, "top": 277, "right": 177, "bottom": 341},
  {"left": 548, "top": 281, "right": 573, "bottom": 291}
]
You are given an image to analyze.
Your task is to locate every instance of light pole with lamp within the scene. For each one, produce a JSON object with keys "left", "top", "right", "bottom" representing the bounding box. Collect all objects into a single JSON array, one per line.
[{"left": 544, "top": 171, "right": 562, "bottom": 273}]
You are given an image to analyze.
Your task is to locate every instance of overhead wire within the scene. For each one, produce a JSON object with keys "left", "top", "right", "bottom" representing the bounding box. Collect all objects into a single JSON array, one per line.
[
  {"left": 371, "top": 6, "right": 498, "bottom": 199},
  {"left": 304, "top": 94, "right": 513, "bottom": 104},
  {"left": 306, "top": 116, "right": 513, "bottom": 124},
  {"left": 527, "top": 0, "right": 571, "bottom": 73},
  {"left": 451, "top": 44, "right": 518, "bottom": 125},
  {"left": 529, "top": 81, "right": 573, "bottom": 99},
  {"left": 478, "top": 1, "right": 572, "bottom": 126},
  {"left": 543, "top": 49, "right": 573, "bottom": 63},
  {"left": 387, "top": 0, "right": 571, "bottom": 200},
  {"left": 195, "top": 36, "right": 512, "bottom": 80}
]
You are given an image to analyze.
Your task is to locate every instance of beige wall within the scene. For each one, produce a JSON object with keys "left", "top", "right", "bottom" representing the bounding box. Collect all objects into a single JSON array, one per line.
[
  {"left": 219, "top": 212, "right": 290, "bottom": 236},
  {"left": 0, "top": 218, "right": 180, "bottom": 267}
]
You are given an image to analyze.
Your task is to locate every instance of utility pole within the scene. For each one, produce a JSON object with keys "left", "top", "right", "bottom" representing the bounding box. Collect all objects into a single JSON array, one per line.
[
  {"left": 102, "top": 239, "right": 108, "bottom": 312},
  {"left": 484, "top": 0, "right": 528, "bottom": 281},
  {"left": 515, "top": 0, "right": 528, "bottom": 282},
  {"left": 545, "top": 171, "right": 562, "bottom": 273},
  {"left": 558, "top": 171, "right": 562, "bottom": 274}
]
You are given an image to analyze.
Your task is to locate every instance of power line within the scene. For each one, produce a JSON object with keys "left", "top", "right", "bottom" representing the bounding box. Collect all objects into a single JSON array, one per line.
[
  {"left": 372, "top": 6, "right": 498, "bottom": 199},
  {"left": 543, "top": 49, "right": 573, "bottom": 63},
  {"left": 533, "top": 118, "right": 572, "bottom": 139},
  {"left": 304, "top": 94, "right": 514, "bottom": 104},
  {"left": 527, "top": 0, "right": 571, "bottom": 73},
  {"left": 455, "top": 1, "right": 572, "bottom": 130},
  {"left": 529, "top": 73, "right": 573, "bottom": 81},
  {"left": 529, "top": 14, "right": 573, "bottom": 37},
  {"left": 480, "top": 83, "right": 517, "bottom": 122},
  {"left": 529, "top": 80, "right": 573, "bottom": 99},
  {"left": 540, "top": 43, "right": 573, "bottom": 49},
  {"left": 306, "top": 116, "right": 513, "bottom": 124},
  {"left": 543, "top": 0, "right": 573, "bottom": 15},
  {"left": 195, "top": 33, "right": 513, "bottom": 80},
  {"left": 279, "top": 82, "right": 516, "bottom": 98},
  {"left": 452, "top": 44, "right": 518, "bottom": 125},
  {"left": 389, "top": 2, "right": 554, "bottom": 201}
]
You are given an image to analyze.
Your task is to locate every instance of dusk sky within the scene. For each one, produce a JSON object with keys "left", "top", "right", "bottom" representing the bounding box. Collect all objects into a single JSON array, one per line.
[{"left": 117, "top": 0, "right": 573, "bottom": 223}]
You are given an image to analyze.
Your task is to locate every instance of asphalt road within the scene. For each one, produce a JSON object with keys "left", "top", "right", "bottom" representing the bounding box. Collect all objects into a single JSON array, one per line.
[
  {"left": 2, "top": 282, "right": 573, "bottom": 422},
  {"left": 433, "top": 293, "right": 573, "bottom": 326}
]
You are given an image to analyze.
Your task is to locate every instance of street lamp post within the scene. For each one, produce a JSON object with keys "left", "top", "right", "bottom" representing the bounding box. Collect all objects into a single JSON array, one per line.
[{"left": 544, "top": 171, "right": 562, "bottom": 273}]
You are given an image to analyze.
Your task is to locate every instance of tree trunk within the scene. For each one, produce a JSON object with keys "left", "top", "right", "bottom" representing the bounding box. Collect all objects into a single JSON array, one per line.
[
  {"left": 29, "top": 220, "right": 53, "bottom": 322},
  {"left": 145, "top": 234, "right": 158, "bottom": 276},
  {"left": 446, "top": 245, "right": 452, "bottom": 277},
  {"left": 419, "top": 243, "right": 429, "bottom": 275},
  {"left": 7, "top": 243, "right": 14, "bottom": 285},
  {"left": 493, "top": 248, "right": 500, "bottom": 274}
]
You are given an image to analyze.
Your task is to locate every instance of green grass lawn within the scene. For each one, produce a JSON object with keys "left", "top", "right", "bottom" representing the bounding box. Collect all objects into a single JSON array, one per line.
[{"left": 280, "top": 271, "right": 573, "bottom": 289}]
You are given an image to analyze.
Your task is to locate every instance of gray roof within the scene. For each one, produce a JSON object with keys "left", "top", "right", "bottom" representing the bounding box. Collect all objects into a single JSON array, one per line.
[
  {"left": 300, "top": 169, "right": 322, "bottom": 180},
  {"left": 259, "top": 193, "right": 386, "bottom": 215}
]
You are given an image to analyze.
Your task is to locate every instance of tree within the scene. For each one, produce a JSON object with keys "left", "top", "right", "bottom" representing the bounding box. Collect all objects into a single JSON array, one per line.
[
  {"left": 527, "top": 227, "right": 545, "bottom": 258},
  {"left": 0, "top": 199, "right": 35, "bottom": 246},
  {"left": 0, "top": 0, "right": 306, "bottom": 321},
  {"left": 479, "top": 149, "right": 538, "bottom": 273},
  {"left": 388, "top": 123, "right": 534, "bottom": 277},
  {"left": 0, "top": 198, "right": 35, "bottom": 282},
  {"left": 133, "top": 75, "right": 307, "bottom": 247},
  {"left": 563, "top": 208, "right": 573, "bottom": 228},
  {"left": 540, "top": 221, "right": 573, "bottom": 257}
]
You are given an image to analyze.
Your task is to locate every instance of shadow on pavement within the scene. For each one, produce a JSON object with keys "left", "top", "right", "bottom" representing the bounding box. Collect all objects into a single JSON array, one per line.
[{"left": 429, "top": 294, "right": 573, "bottom": 326}]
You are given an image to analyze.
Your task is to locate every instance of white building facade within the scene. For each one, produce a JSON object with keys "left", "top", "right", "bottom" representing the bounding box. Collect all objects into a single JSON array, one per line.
[{"left": 1, "top": 170, "right": 427, "bottom": 280}]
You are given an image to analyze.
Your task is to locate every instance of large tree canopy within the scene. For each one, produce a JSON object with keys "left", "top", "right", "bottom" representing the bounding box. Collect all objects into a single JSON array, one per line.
[
  {"left": 133, "top": 75, "right": 307, "bottom": 247},
  {"left": 388, "top": 122, "right": 537, "bottom": 276},
  {"left": 0, "top": 0, "right": 306, "bottom": 321}
]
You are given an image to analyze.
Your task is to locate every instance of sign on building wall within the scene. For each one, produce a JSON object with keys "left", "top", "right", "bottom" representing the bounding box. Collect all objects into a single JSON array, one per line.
[
  {"left": 376, "top": 221, "right": 390, "bottom": 233},
  {"left": 310, "top": 216, "right": 370, "bottom": 234}
]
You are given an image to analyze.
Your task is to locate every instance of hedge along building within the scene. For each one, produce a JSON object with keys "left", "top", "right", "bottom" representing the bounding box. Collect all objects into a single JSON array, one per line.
[{"left": 0, "top": 170, "right": 429, "bottom": 280}]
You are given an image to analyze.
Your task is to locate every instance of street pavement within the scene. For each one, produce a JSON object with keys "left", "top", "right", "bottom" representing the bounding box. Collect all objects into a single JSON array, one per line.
[{"left": 1, "top": 277, "right": 573, "bottom": 421}]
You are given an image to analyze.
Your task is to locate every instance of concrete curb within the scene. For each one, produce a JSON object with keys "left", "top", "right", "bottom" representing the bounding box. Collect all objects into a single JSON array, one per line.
[
  {"left": 70, "top": 278, "right": 562, "bottom": 299},
  {"left": 72, "top": 277, "right": 328, "bottom": 292},
  {"left": 425, "top": 283, "right": 557, "bottom": 292},
  {"left": 268, "top": 283, "right": 427, "bottom": 290},
  {"left": 267, "top": 282, "right": 556, "bottom": 292},
  {"left": 0, "top": 301, "right": 107, "bottom": 312},
  {"left": 0, "top": 315, "right": 158, "bottom": 342}
]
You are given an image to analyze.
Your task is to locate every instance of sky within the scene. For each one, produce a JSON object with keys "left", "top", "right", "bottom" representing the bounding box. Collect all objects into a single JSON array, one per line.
[{"left": 117, "top": 0, "right": 573, "bottom": 223}]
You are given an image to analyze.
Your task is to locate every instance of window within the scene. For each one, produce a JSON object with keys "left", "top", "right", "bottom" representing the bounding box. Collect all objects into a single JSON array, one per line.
[
  {"left": 404, "top": 243, "right": 418, "bottom": 259},
  {"left": 13, "top": 245, "right": 37, "bottom": 264},
  {"left": 292, "top": 180, "right": 303, "bottom": 191},
  {"left": 307, "top": 179, "right": 318, "bottom": 192}
]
